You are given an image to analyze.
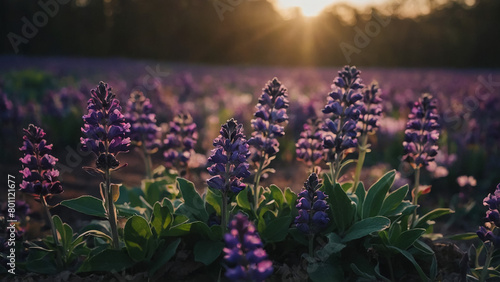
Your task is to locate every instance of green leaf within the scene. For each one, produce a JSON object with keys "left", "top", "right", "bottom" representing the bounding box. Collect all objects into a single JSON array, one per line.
[
  {"left": 342, "top": 216, "right": 390, "bottom": 243},
  {"left": 194, "top": 240, "right": 225, "bottom": 265},
  {"left": 326, "top": 183, "right": 355, "bottom": 233},
  {"left": 261, "top": 215, "right": 292, "bottom": 243},
  {"left": 414, "top": 208, "right": 454, "bottom": 229},
  {"left": 151, "top": 202, "right": 173, "bottom": 237},
  {"left": 355, "top": 182, "right": 366, "bottom": 216},
  {"left": 269, "top": 185, "right": 284, "bottom": 208},
  {"left": 362, "top": 170, "right": 395, "bottom": 219},
  {"left": 176, "top": 178, "right": 209, "bottom": 222},
  {"left": 205, "top": 188, "right": 222, "bottom": 215},
  {"left": 25, "top": 254, "right": 59, "bottom": 274},
  {"left": 413, "top": 239, "right": 435, "bottom": 256},
  {"left": 149, "top": 238, "right": 181, "bottom": 276},
  {"left": 380, "top": 184, "right": 409, "bottom": 216},
  {"left": 288, "top": 228, "right": 308, "bottom": 246},
  {"left": 284, "top": 187, "right": 297, "bottom": 206},
  {"left": 448, "top": 232, "right": 478, "bottom": 241},
  {"left": 60, "top": 195, "right": 106, "bottom": 218},
  {"left": 116, "top": 203, "right": 147, "bottom": 217},
  {"left": 392, "top": 228, "right": 426, "bottom": 250},
  {"left": 317, "top": 233, "right": 345, "bottom": 259},
  {"left": 78, "top": 249, "right": 135, "bottom": 273},
  {"left": 165, "top": 215, "right": 192, "bottom": 236},
  {"left": 387, "top": 246, "right": 430, "bottom": 281},
  {"left": 236, "top": 186, "right": 252, "bottom": 211},
  {"left": 124, "top": 215, "right": 153, "bottom": 262},
  {"left": 351, "top": 263, "right": 377, "bottom": 281},
  {"left": 307, "top": 260, "right": 343, "bottom": 282}
]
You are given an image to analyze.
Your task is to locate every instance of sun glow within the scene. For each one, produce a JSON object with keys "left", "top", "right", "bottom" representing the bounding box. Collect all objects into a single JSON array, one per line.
[{"left": 275, "top": 0, "right": 387, "bottom": 17}]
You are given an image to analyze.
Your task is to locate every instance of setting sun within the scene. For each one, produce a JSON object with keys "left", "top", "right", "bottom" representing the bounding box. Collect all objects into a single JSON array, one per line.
[{"left": 275, "top": 0, "right": 387, "bottom": 17}]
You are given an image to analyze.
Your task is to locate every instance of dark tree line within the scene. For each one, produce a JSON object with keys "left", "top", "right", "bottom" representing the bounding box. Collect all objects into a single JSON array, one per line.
[{"left": 1, "top": 0, "right": 499, "bottom": 67}]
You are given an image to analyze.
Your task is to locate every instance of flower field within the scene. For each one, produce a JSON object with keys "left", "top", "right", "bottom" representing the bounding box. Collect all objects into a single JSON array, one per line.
[{"left": 1, "top": 56, "right": 500, "bottom": 281}]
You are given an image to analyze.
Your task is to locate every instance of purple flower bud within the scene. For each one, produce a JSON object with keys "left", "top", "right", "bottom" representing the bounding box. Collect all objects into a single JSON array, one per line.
[
  {"left": 81, "top": 82, "right": 130, "bottom": 171},
  {"left": 249, "top": 78, "right": 289, "bottom": 165},
  {"left": 19, "top": 125, "right": 63, "bottom": 199},
  {"left": 402, "top": 94, "right": 440, "bottom": 168},
  {"left": 207, "top": 119, "right": 250, "bottom": 195},
  {"left": 224, "top": 213, "right": 273, "bottom": 281},
  {"left": 295, "top": 173, "right": 330, "bottom": 235},
  {"left": 163, "top": 113, "right": 198, "bottom": 169}
]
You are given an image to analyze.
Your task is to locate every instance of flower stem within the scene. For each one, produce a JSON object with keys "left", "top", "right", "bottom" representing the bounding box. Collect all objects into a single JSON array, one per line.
[
  {"left": 308, "top": 234, "right": 315, "bottom": 257},
  {"left": 141, "top": 138, "right": 153, "bottom": 179},
  {"left": 41, "top": 196, "right": 63, "bottom": 267},
  {"left": 105, "top": 168, "right": 120, "bottom": 249},
  {"left": 411, "top": 166, "right": 421, "bottom": 227},
  {"left": 253, "top": 155, "right": 265, "bottom": 211},
  {"left": 480, "top": 243, "right": 494, "bottom": 282},
  {"left": 353, "top": 134, "right": 368, "bottom": 193},
  {"left": 221, "top": 191, "right": 228, "bottom": 234}
]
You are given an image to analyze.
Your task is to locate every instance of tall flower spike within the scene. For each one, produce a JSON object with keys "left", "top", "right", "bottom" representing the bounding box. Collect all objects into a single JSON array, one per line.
[
  {"left": 223, "top": 213, "right": 273, "bottom": 281},
  {"left": 81, "top": 81, "right": 131, "bottom": 172},
  {"left": 296, "top": 118, "right": 325, "bottom": 169},
  {"left": 248, "top": 77, "right": 289, "bottom": 164},
  {"left": 125, "top": 91, "right": 160, "bottom": 152},
  {"left": 358, "top": 83, "right": 383, "bottom": 135},
  {"left": 207, "top": 119, "right": 250, "bottom": 194},
  {"left": 322, "top": 66, "right": 364, "bottom": 182},
  {"left": 295, "top": 173, "right": 330, "bottom": 235},
  {"left": 402, "top": 94, "right": 440, "bottom": 168},
  {"left": 164, "top": 113, "right": 198, "bottom": 170},
  {"left": 477, "top": 183, "right": 500, "bottom": 248},
  {"left": 19, "top": 124, "right": 63, "bottom": 199}
]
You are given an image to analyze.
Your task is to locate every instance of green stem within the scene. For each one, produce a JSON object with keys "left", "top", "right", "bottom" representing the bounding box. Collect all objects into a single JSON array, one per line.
[
  {"left": 308, "top": 234, "right": 315, "bottom": 257},
  {"left": 411, "top": 166, "right": 421, "bottom": 227},
  {"left": 387, "top": 256, "right": 395, "bottom": 282},
  {"left": 353, "top": 134, "right": 368, "bottom": 193},
  {"left": 141, "top": 139, "right": 153, "bottom": 180},
  {"left": 41, "top": 196, "right": 63, "bottom": 266},
  {"left": 253, "top": 156, "right": 265, "bottom": 211},
  {"left": 105, "top": 168, "right": 120, "bottom": 250},
  {"left": 221, "top": 191, "right": 228, "bottom": 234},
  {"left": 480, "top": 243, "right": 494, "bottom": 282}
]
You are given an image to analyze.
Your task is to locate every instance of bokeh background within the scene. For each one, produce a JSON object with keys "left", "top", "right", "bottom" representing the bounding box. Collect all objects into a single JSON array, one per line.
[{"left": 1, "top": 0, "right": 500, "bottom": 236}]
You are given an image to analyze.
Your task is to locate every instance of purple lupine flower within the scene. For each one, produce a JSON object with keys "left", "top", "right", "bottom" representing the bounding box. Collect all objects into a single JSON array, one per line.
[
  {"left": 322, "top": 66, "right": 364, "bottom": 164},
  {"left": 164, "top": 113, "right": 198, "bottom": 169},
  {"left": 19, "top": 125, "right": 63, "bottom": 199},
  {"left": 248, "top": 78, "right": 289, "bottom": 164},
  {"left": 477, "top": 226, "right": 500, "bottom": 247},
  {"left": 295, "top": 173, "right": 330, "bottom": 234},
  {"left": 483, "top": 184, "right": 500, "bottom": 211},
  {"left": 358, "top": 83, "right": 383, "bottom": 135},
  {"left": 124, "top": 91, "right": 161, "bottom": 151},
  {"left": 207, "top": 119, "right": 250, "bottom": 194},
  {"left": 223, "top": 213, "right": 273, "bottom": 281},
  {"left": 296, "top": 118, "right": 324, "bottom": 167},
  {"left": 81, "top": 82, "right": 130, "bottom": 171},
  {"left": 402, "top": 94, "right": 440, "bottom": 169}
]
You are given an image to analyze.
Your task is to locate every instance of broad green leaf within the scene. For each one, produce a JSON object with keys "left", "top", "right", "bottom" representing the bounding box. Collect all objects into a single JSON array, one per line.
[
  {"left": 284, "top": 187, "right": 297, "bottom": 206},
  {"left": 362, "top": 170, "right": 395, "bottom": 219},
  {"left": 116, "top": 203, "right": 147, "bottom": 217},
  {"left": 326, "top": 183, "right": 355, "bottom": 233},
  {"left": 165, "top": 215, "right": 192, "bottom": 236},
  {"left": 341, "top": 182, "right": 353, "bottom": 192},
  {"left": 448, "top": 232, "right": 478, "bottom": 241},
  {"left": 342, "top": 216, "right": 390, "bottom": 243},
  {"left": 143, "top": 178, "right": 169, "bottom": 206},
  {"left": 124, "top": 215, "right": 153, "bottom": 262},
  {"left": 205, "top": 188, "right": 222, "bottom": 215},
  {"left": 380, "top": 184, "right": 409, "bottom": 216},
  {"left": 288, "top": 228, "right": 308, "bottom": 246},
  {"left": 351, "top": 263, "right": 377, "bottom": 281},
  {"left": 78, "top": 249, "right": 135, "bottom": 273},
  {"left": 355, "top": 182, "right": 366, "bottom": 217},
  {"left": 151, "top": 202, "right": 173, "bottom": 237},
  {"left": 269, "top": 185, "right": 284, "bottom": 208},
  {"left": 60, "top": 196, "right": 106, "bottom": 218},
  {"left": 26, "top": 254, "right": 59, "bottom": 274},
  {"left": 149, "top": 238, "right": 181, "bottom": 276},
  {"left": 236, "top": 187, "right": 252, "bottom": 211},
  {"left": 414, "top": 208, "right": 454, "bottom": 229},
  {"left": 176, "top": 178, "right": 209, "bottom": 222},
  {"left": 194, "top": 240, "right": 225, "bottom": 265},
  {"left": 413, "top": 239, "right": 435, "bottom": 256},
  {"left": 261, "top": 215, "right": 292, "bottom": 243},
  {"left": 317, "top": 233, "right": 345, "bottom": 259},
  {"left": 387, "top": 246, "right": 430, "bottom": 281},
  {"left": 307, "top": 260, "right": 344, "bottom": 282},
  {"left": 392, "top": 228, "right": 426, "bottom": 250}
]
